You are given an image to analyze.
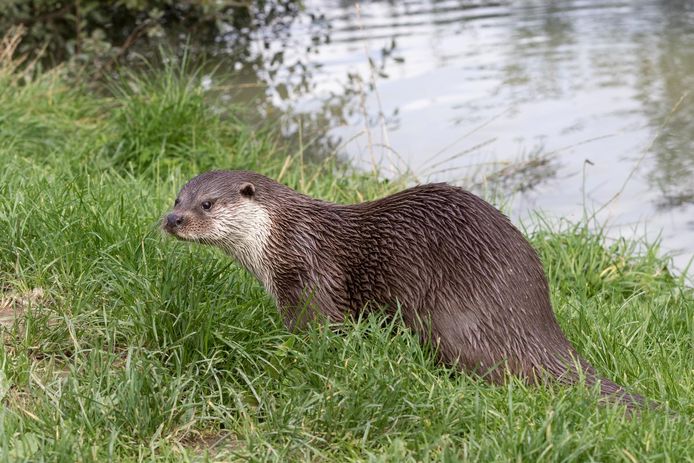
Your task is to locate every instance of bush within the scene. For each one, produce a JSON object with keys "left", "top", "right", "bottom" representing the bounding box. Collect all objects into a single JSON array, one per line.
[{"left": 0, "top": 0, "right": 301, "bottom": 75}]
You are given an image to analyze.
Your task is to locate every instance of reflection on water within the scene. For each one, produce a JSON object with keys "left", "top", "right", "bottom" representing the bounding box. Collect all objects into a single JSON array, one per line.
[{"left": 227, "top": 0, "right": 694, "bottom": 271}]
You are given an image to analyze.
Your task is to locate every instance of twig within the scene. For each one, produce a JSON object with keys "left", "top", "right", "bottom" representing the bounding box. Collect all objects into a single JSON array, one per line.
[
  {"left": 424, "top": 108, "right": 511, "bottom": 165},
  {"left": 591, "top": 91, "right": 690, "bottom": 219},
  {"left": 13, "top": 4, "right": 72, "bottom": 27},
  {"left": 354, "top": 2, "right": 399, "bottom": 176},
  {"left": 93, "top": 18, "right": 157, "bottom": 79},
  {"left": 75, "top": 0, "right": 82, "bottom": 56}
]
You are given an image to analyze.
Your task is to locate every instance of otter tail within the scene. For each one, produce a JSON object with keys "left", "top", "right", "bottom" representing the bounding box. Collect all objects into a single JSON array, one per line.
[
  {"left": 592, "top": 375, "right": 646, "bottom": 409},
  {"left": 543, "top": 354, "right": 647, "bottom": 410}
]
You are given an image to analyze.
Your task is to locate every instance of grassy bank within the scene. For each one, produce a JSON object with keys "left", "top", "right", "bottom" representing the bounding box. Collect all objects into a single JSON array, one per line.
[{"left": 0, "top": 39, "right": 692, "bottom": 461}]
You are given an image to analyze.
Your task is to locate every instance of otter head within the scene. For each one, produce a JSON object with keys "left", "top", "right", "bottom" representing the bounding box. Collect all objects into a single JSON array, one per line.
[{"left": 162, "top": 171, "right": 273, "bottom": 288}]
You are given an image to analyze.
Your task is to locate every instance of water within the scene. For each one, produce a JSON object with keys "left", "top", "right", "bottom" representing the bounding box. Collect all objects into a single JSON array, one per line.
[{"left": 229, "top": 0, "right": 694, "bottom": 272}]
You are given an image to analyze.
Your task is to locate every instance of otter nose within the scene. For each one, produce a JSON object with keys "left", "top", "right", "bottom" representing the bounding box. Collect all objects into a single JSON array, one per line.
[{"left": 166, "top": 213, "right": 184, "bottom": 228}]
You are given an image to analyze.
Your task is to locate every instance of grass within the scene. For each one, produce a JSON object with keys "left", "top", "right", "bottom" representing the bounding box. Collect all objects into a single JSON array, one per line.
[{"left": 0, "top": 34, "right": 692, "bottom": 462}]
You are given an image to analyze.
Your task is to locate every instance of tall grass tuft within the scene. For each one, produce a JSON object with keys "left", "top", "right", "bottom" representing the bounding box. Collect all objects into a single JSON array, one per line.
[{"left": 103, "top": 56, "right": 226, "bottom": 176}]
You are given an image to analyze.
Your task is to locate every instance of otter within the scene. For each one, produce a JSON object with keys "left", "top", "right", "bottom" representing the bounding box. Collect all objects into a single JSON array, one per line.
[{"left": 163, "top": 170, "right": 644, "bottom": 408}]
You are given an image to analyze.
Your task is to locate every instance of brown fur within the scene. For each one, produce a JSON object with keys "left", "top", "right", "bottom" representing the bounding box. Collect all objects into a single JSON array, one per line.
[{"left": 164, "top": 170, "right": 644, "bottom": 408}]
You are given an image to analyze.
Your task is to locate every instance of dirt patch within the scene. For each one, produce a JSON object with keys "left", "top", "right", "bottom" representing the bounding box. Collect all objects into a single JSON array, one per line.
[
  {"left": 0, "top": 287, "right": 45, "bottom": 329},
  {"left": 179, "top": 430, "right": 238, "bottom": 459}
]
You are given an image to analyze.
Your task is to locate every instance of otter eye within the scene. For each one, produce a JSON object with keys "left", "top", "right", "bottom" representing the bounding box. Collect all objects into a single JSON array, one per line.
[
  {"left": 174, "top": 198, "right": 180, "bottom": 207},
  {"left": 201, "top": 201, "right": 212, "bottom": 210}
]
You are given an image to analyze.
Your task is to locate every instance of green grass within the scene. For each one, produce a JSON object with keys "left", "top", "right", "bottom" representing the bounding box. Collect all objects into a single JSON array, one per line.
[{"left": 0, "top": 40, "right": 692, "bottom": 462}]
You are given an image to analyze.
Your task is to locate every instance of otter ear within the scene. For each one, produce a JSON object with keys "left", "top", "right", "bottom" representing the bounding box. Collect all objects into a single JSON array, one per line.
[{"left": 239, "top": 182, "right": 255, "bottom": 198}]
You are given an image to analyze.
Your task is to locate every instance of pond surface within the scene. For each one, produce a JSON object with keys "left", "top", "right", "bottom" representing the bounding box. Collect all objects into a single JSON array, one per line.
[{"left": 227, "top": 0, "right": 694, "bottom": 272}]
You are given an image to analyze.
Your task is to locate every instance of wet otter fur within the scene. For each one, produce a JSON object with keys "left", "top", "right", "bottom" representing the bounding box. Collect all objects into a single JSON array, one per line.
[{"left": 163, "top": 170, "right": 644, "bottom": 409}]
